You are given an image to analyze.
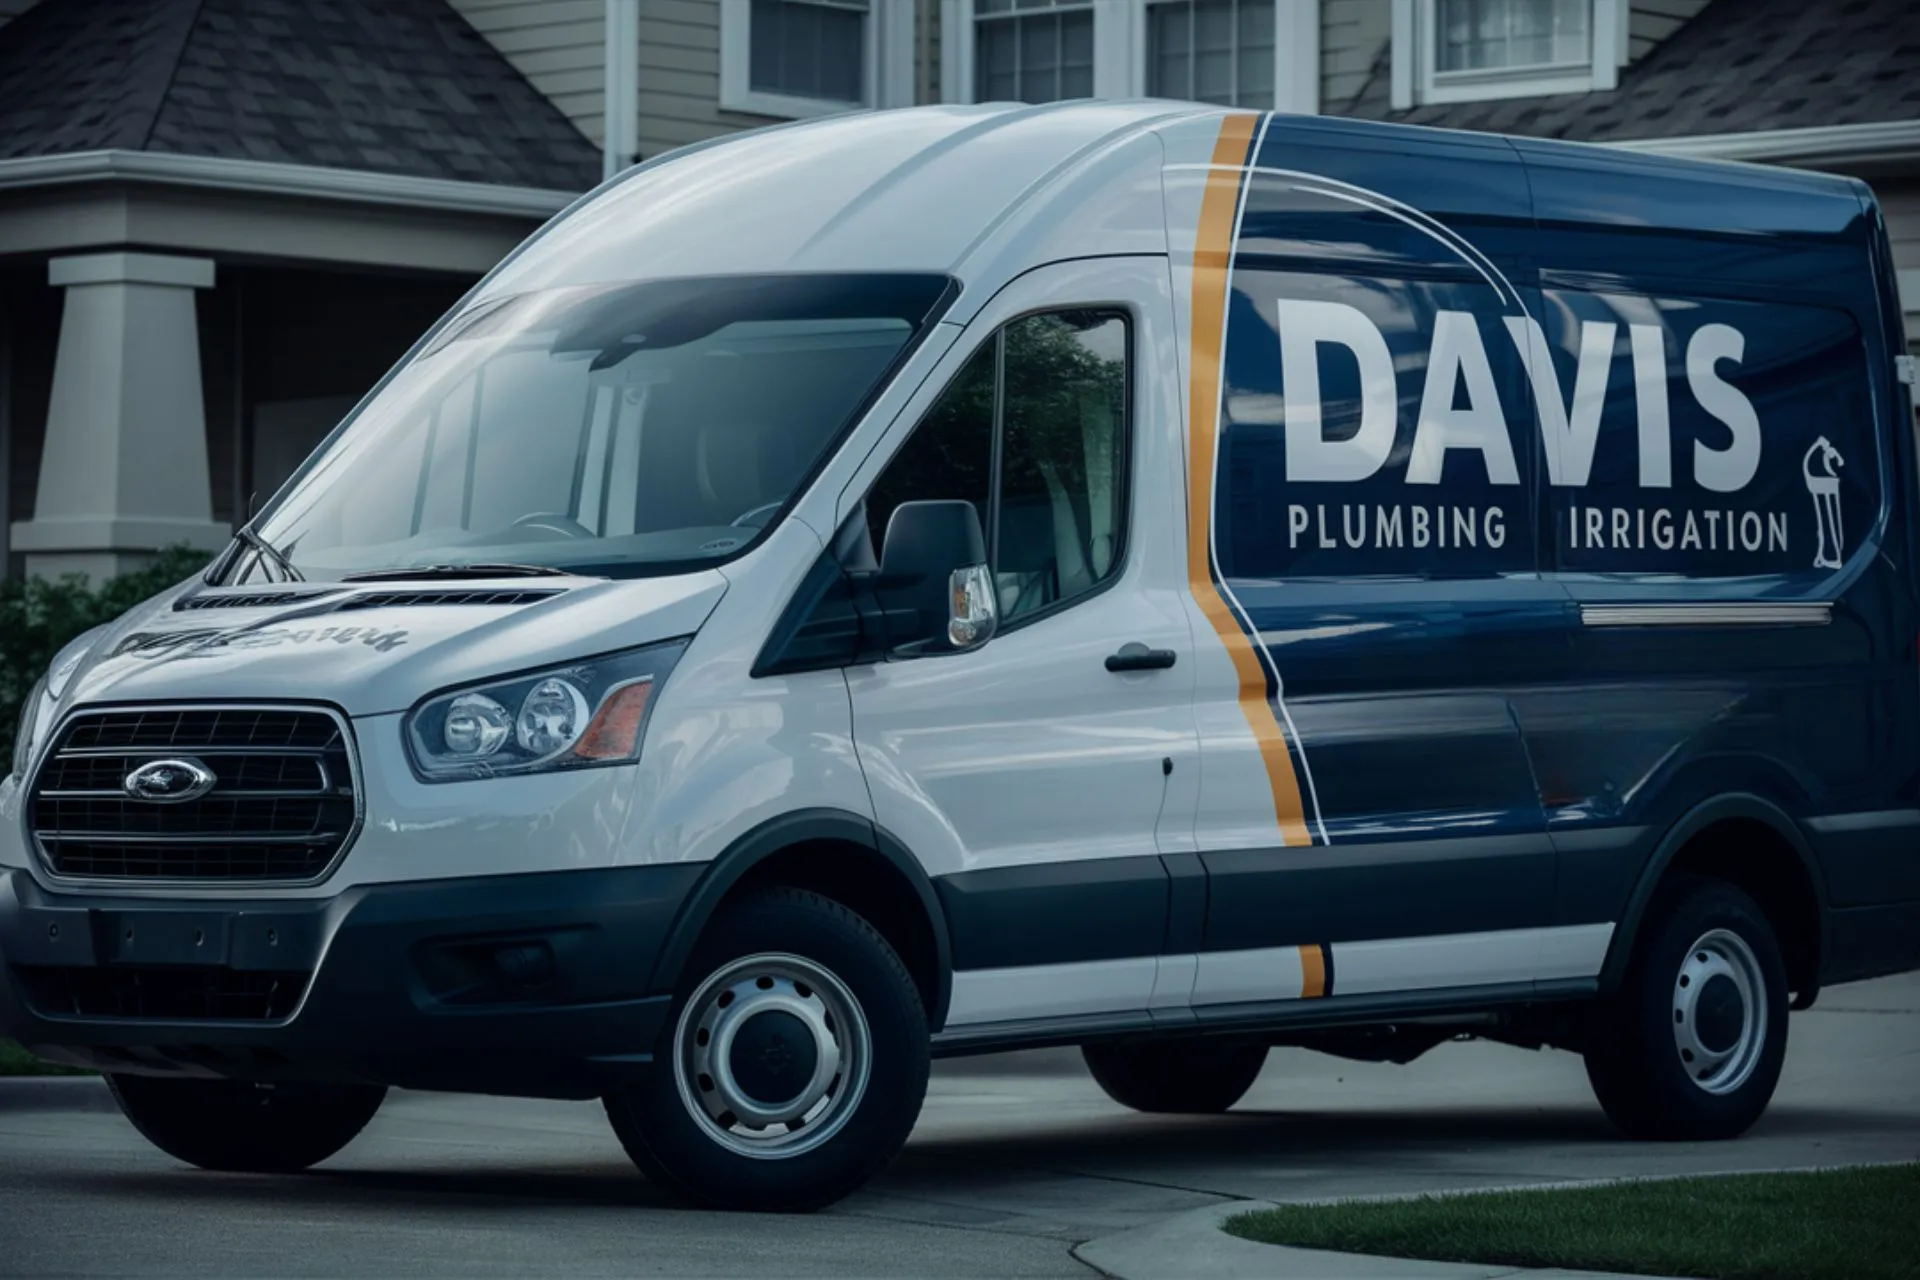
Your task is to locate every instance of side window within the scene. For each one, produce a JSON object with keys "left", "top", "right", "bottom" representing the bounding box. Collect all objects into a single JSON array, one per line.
[
  {"left": 866, "top": 343, "right": 993, "bottom": 556},
  {"left": 866, "top": 310, "right": 1129, "bottom": 625}
]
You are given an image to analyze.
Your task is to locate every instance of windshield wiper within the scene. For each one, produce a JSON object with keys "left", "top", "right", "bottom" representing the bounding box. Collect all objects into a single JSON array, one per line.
[
  {"left": 340, "top": 563, "right": 577, "bottom": 582},
  {"left": 232, "top": 527, "right": 304, "bottom": 583}
]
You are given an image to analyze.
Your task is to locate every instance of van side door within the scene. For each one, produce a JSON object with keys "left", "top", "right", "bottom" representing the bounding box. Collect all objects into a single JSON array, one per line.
[{"left": 839, "top": 257, "right": 1201, "bottom": 1037}]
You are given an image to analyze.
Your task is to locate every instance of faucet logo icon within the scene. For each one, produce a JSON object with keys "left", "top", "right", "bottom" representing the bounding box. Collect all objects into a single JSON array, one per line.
[{"left": 1804, "top": 437, "right": 1845, "bottom": 570}]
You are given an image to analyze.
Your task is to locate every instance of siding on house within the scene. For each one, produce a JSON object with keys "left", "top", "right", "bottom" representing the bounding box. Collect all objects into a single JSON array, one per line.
[
  {"left": 634, "top": 0, "right": 785, "bottom": 158},
  {"left": 448, "top": 0, "right": 608, "bottom": 145},
  {"left": 918, "top": 0, "right": 939, "bottom": 104},
  {"left": 1880, "top": 184, "right": 1920, "bottom": 349},
  {"left": 1320, "top": 0, "right": 1389, "bottom": 113},
  {"left": 451, "top": 0, "right": 801, "bottom": 162},
  {"left": 447, "top": 0, "right": 965, "bottom": 162}
]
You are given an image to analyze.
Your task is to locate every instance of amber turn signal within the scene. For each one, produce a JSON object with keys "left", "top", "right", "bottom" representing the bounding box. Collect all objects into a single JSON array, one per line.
[{"left": 572, "top": 680, "right": 654, "bottom": 760}]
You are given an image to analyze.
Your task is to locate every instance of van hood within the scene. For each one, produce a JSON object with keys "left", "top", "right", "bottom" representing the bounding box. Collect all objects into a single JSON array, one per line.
[{"left": 54, "top": 572, "right": 728, "bottom": 718}]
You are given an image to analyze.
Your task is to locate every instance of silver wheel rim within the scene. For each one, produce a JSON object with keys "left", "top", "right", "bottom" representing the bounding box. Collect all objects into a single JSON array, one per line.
[
  {"left": 1670, "top": 927, "right": 1767, "bottom": 1095},
  {"left": 672, "top": 952, "right": 871, "bottom": 1160}
]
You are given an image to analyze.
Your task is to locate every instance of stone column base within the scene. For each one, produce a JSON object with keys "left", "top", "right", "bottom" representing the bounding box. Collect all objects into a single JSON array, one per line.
[{"left": 11, "top": 516, "right": 233, "bottom": 582}]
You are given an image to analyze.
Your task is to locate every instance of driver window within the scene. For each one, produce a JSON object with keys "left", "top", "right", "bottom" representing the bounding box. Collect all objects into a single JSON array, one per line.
[{"left": 866, "top": 309, "right": 1129, "bottom": 625}]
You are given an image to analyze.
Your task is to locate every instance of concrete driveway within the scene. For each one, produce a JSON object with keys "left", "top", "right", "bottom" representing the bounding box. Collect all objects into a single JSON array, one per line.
[{"left": 1, "top": 972, "right": 1915, "bottom": 1277}]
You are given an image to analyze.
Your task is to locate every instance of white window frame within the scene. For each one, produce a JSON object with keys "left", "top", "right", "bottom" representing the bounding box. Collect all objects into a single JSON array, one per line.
[
  {"left": 1128, "top": 0, "right": 1320, "bottom": 113},
  {"left": 940, "top": 0, "right": 1319, "bottom": 114},
  {"left": 1390, "top": 0, "right": 1622, "bottom": 109},
  {"left": 940, "top": 0, "right": 1127, "bottom": 106},
  {"left": 720, "top": 0, "right": 915, "bottom": 119}
]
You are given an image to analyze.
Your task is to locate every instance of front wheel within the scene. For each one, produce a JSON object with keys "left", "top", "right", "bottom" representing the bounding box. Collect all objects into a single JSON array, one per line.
[
  {"left": 1583, "top": 876, "right": 1789, "bottom": 1141},
  {"left": 1082, "top": 1039, "right": 1269, "bottom": 1114},
  {"left": 107, "top": 1075, "right": 386, "bottom": 1172},
  {"left": 604, "top": 888, "right": 929, "bottom": 1211}
]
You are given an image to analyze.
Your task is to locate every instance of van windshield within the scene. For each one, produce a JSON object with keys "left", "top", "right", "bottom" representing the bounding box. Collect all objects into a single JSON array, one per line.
[{"left": 247, "top": 273, "right": 952, "bottom": 582}]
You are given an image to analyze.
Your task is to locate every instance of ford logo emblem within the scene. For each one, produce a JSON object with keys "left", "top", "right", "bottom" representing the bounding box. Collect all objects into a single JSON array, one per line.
[{"left": 122, "top": 758, "right": 217, "bottom": 804}]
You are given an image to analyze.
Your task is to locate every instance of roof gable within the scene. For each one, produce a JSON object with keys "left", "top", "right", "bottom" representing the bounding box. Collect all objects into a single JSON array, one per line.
[{"left": 0, "top": 0, "right": 600, "bottom": 190}]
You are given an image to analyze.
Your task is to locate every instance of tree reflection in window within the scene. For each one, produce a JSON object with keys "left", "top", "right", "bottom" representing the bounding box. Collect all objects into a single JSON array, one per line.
[{"left": 867, "top": 309, "right": 1128, "bottom": 624}]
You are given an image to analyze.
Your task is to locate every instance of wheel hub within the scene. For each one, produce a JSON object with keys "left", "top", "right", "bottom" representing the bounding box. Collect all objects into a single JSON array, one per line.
[
  {"left": 673, "top": 952, "right": 871, "bottom": 1159},
  {"left": 1671, "top": 928, "right": 1766, "bottom": 1095},
  {"left": 727, "top": 1008, "right": 821, "bottom": 1107}
]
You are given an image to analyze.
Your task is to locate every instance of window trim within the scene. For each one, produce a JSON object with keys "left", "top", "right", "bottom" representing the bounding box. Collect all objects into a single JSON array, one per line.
[
  {"left": 864, "top": 302, "right": 1137, "bottom": 642},
  {"left": 941, "top": 0, "right": 1320, "bottom": 113},
  {"left": 941, "top": 0, "right": 1125, "bottom": 106},
  {"left": 719, "top": 0, "right": 914, "bottom": 120},
  {"left": 1390, "top": 0, "right": 1621, "bottom": 109},
  {"left": 1129, "top": 0, "right": 1320, "bottom": 113}
]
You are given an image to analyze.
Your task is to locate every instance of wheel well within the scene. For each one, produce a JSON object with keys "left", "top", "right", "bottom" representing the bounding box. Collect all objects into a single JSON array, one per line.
[
  {"left": 727, "top": 839, "right": 946, "bottom": 1028},
  {"left": 1665, "top": 817, "right": 1821, "bottom": 997}
]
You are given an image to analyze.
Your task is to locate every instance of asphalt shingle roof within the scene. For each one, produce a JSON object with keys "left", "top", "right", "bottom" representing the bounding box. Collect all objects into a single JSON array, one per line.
[
  {"left": 0, "top": 0, "right": 601, "bottom": 190},
  {"left": 1338, "top": 0, "right": 1920, "bottom": 142}
]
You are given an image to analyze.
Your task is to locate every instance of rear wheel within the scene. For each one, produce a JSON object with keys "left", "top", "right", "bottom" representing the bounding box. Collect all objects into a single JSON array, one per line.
[
  {"left": 1082, "top": 1039, "right": 1269, "bottom": 1114},
  {"left": 107, "top": 1075, "right": 386, "bottom": 1173},
  {"left": 1584, "top": 876, "right": 1789, "bottom": 1140},
  {"left": 603, "top": 888, "right": 929, "bottom": 1211}
]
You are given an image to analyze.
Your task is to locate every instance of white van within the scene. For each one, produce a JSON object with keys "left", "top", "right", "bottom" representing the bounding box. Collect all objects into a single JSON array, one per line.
[{"left": 4, "top": 103, "right": 1917, "bottom": 1212}]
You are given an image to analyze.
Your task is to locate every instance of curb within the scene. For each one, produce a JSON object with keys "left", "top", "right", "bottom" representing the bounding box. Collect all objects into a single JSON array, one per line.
[{"left": 1073, "top": 1200, "right": 1682, "bottom": 1280}]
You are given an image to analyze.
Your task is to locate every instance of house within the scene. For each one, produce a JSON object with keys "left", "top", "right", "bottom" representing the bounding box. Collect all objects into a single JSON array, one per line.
[{"left": 0, "top": 0, "right": 1912, "bottom": 578}]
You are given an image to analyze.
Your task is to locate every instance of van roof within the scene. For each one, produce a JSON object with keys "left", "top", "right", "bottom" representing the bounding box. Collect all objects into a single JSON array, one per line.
[{"left": 485, "top": 103, "right": 1871, "bottom": 308}]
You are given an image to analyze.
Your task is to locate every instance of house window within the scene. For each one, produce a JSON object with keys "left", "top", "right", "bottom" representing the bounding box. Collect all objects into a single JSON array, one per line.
[
  {"left": 1436, "top": 0, "right": 1587, "bottom": 74},
  {"left": 1392, "top": 0, "right": 1621, "bottom": 107},
  {"left": 942, "top": 0, "right": 1318, "bottom": 114},
  {"left": 1145, "top": 0, "right": 1277, "bottom": 108},
  {"left": 721, "top": 0, "right": 909, "bottom": 119},
  {"left": 753, "top": 0, "right": 869, "bottom": 104},
  {"left": 974, "top": 0, "right": 1097, "bottom": 103}
]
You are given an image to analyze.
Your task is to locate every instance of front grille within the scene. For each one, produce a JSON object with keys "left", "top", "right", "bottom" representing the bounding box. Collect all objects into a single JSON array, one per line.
[
  {"left": 29, "top": 707, "right": 358, "bottom": 883},
  {"left": 14, "top": 964, "right": 310, "bottom": 1021}
]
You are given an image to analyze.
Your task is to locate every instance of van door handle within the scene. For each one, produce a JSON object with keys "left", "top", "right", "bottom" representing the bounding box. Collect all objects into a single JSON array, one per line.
[{"left": 1105, "top": 643, "right": 1177, "bottom": 673}]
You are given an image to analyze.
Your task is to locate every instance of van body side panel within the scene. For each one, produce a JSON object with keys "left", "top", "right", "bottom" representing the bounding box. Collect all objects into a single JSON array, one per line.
[
  {"left": 1172, "top": 116, "right": 1570, "bottom": 999},
  {"left": 1506, "top": 141, "right": 1920, "bottom": 977},
  {"left": 621, "top": 518, "right": 881, "bottom": 880}
]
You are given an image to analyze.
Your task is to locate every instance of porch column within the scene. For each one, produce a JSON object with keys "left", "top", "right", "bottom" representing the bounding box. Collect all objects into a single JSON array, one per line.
[{"left": 11, "top": 253, "right": 232, "bottom": 580}]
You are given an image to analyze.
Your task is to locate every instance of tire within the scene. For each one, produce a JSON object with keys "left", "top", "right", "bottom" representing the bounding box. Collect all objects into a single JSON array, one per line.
[
  {"left": 106, "top": 1075, "right": 386, "bottom": 1173},
  {"left": 1584, "top": 875, "right": 1789, "bottom": 1141},
  {"left": 602, "top": 888, "right": 929, "bottom": 1212},
  {"left": 1082, "top": 1039, "right": 1269, "bottom": 1114}
]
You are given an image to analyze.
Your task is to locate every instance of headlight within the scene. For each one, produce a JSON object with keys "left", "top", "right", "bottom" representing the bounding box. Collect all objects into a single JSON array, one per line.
[
  {"left": 11, "top": 625, "right": 109, "bottom": 780},
  {"left": 404, "top": 640, "right": 686, "bottom": 782},
  {"left": 12, "top": 674, "right": 47, "bottom": 780}
]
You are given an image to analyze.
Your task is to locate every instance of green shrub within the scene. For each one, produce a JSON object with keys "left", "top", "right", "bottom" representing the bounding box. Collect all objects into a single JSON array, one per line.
[{"left": 0, "top": 547, "right": 214, "bottom": 764}]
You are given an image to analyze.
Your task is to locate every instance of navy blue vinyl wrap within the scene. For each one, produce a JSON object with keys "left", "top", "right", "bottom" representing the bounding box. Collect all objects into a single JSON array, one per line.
[{"left": 1202, "top": 115, "right": 1920, "bottom": 980}]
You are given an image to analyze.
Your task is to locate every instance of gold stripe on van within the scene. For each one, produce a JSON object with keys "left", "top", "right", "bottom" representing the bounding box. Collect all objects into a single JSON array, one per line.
[
  {"left": 1298, "top": 943, "right": 1328, "bottom": 999},
  {"left": 1185, "top": 113, "right": 1313, "bottom": 849}
]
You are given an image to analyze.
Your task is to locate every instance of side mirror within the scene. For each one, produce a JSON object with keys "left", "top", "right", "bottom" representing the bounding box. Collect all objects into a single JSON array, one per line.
[{"left": 876, "top": 500, "right": 997, "bottom": 654}]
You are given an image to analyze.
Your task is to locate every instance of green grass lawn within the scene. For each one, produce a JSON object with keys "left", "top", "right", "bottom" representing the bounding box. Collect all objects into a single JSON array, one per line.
[
  {"left": 0, "top": 1037, "right": 90, "bottom": 1076},
  {"left": 1225, "top": 1164, "right": 1920, "bottom": 1280}
]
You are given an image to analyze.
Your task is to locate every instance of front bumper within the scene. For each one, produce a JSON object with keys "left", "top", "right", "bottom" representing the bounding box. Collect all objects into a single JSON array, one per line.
[{"left": 0, "top": 863, "right": 702, "bottom": 1099}]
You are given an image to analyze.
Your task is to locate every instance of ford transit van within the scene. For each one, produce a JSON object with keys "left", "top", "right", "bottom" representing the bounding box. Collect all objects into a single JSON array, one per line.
[{"left": 3, "top": 103, "right": 1916, "bottom": 1211}]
